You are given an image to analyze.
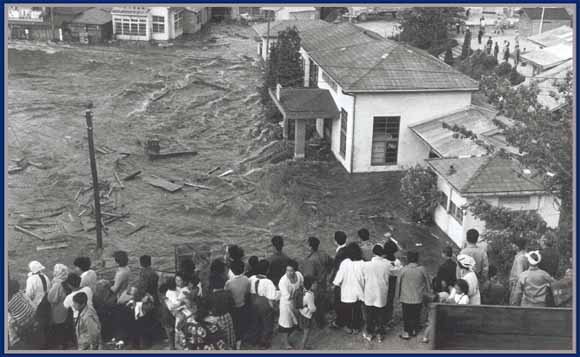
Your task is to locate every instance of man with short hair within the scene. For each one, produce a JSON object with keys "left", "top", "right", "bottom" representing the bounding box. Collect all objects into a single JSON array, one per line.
[
  {"left": 398, "top": 251, "right": 430, "bottom": 340},
  {"left": 436, "top": 246, "right": 457, "bottom": 291},
  {"left": 358, "top": 228, "right": 374, "bottom": 262},
  {"left": 459, "top": 229, "right": 489, "bottom": 283},
  {"left": 361, "top": 245, "right": 390, "bottom": 342},
  {"left": 63, "top": 273, "right": 94, "bottom": 317},
  {"left": 331, "top": 231, "right": 348, "bottom": 329},
  {"left": 266, "top": 236, "right": 291, "bottom": 287},
  {"left": 73, "top": 257, "right": 97, "bottom": 296},
  {"left": 302, "top": 236, "right": 333, "bottom": 327},
  {"left": 225, "top": 260, "right": 251, "bottom": 349},
  {"left": 72, "top": 292, "right": 101, "bottom": 350},
  {"left": 136, "top": 255, "right": 159, "bottom": 303}
]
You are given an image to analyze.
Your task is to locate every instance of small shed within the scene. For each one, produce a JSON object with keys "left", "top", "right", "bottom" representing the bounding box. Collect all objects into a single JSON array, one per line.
[
  {"left": 68, "top": 8, "right": 112, "bottom": 44},
  {"left": 518, "top": 8, "right": 572, "bottom": 37}
]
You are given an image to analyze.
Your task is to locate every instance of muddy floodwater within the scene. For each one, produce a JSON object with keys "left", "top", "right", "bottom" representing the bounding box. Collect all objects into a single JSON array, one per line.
[{"left": 7, "top": 24, "right": 447, "bottom": 298}]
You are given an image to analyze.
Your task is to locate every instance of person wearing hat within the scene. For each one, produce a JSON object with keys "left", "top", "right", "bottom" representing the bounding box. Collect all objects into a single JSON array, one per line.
[
  {"left": 456, "top": 254, "right": 481, "bottom": 305},
  {"left": 25, "top": 261, "right": 51, "bottom": 309},
  {"left": 511, "top": 251, "right": 555, "bottom": 307}
]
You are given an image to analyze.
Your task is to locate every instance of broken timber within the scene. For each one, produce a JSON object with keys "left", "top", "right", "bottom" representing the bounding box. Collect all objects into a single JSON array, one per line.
[
  {"left": 184, "top": 182, "right": 213, "bottom": 190},
  {"left": 14, "top": 225, "right": 46, "bottom": 241},
  {"left": 123, "top": 170, "right": 142, "bottom": 181},
  {"left": 219, "top": 189, "right": 255, "bottom": 204},
  {"left": 125, "top": 223, "right": 148, "bottom": 237},
  {"left": 207, "top": 166, "right": 221, "bottom": 175},
  {"left": 36, "top": 242, "right": 68, "bottom": 251},
  {"left": 144, "top": 176, "right": 183, "bottom": 192}
]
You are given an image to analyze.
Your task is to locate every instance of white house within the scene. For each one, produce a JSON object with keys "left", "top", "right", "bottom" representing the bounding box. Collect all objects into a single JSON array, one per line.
[
  {"left": 296, "top": 22, "right": 479, "bottom": 173},
  {"left": 111, "top": 6, "right": 185, "bottom": 41},
  {"left": 426, "top": 155, "right": 560, "bottom": 247},
  {"left": 260, "top": 7, "right": 320, "bottom": 21}
]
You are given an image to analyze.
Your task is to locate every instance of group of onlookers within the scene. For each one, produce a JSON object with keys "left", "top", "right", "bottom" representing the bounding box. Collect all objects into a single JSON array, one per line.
[{"left": 8, "top": 227, "right": 564, "bottom": 350}]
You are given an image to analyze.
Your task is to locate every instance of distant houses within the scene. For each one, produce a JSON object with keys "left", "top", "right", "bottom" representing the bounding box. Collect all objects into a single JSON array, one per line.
[
  {"left": 518, "top": 7, "right": 572, "bottom": 36},
  {"left": 68, "top": 8, "right": 112, "bottom": 44},
  {"left": 260, "top": 7, "right": 320, "bottom": 21}
]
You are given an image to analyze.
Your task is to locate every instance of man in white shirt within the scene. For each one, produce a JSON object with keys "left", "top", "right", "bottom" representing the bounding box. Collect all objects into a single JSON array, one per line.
[
  {"left": 332, "top": 243, "right": 365, "bottom": 334},
  {"left": 249, "top": 260, "right": 279, "bottom": 348},
  {"left": 361, "top": 245, "right": 391, "bottom": 342},
  {"left": 73, "top": 256, "right": 98, "bottom": 296}
]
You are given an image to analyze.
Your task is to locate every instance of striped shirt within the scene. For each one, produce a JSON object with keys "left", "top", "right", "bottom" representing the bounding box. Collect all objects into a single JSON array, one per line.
[{"left": 8, "top": 291, "right": 35, "bottom": 327}]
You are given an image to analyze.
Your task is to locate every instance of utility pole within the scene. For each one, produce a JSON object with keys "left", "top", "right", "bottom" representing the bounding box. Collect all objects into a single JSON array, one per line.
[
  {"left": 538, "top": 7, "right": 546, "bottom": 34},
  {"left": 85, "top": 103, "right": 103, "bottom": 250},
  {"left": 265, "top": 18, "right": 271, "bottom": 62}
]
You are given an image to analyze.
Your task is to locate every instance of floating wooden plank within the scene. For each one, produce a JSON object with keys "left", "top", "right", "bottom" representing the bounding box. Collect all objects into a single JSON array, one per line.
[
  {"left": 147, "top": 150, "right": 197, "bottom": 160},
  {"left": 36, "top": 242, "right": 68, "bottom": 251},
  {"left": 143, "top": 176, "right": 183, "bottom": 193},
  {"left": 14, "top": 225, "right": 45, "bottom": 241},
  {"left": 184, "top": 182, "right": 213, "bottom": 190},
  {"left": 122, "top": 170, "right": 142, "bottom": 181},
  {"left": 125, "top": 223, "right": 148, "bottom": 237},
  {"left": 218, "top": 169, "right": 234, "bottom": 177},
  {"left": 113, "top": 172, "right": 124, "bottom": 189},
  {"left": 8, "top": 166, "right": 26, "bottom": 174},
  {"left": 207, "top": 166, "right": 221, "bottom": 175}
]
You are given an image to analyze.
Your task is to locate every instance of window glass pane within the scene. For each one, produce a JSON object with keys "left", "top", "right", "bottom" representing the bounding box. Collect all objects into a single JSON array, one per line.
[{"left": 371, "top": 116, "right": 400, "bottom": 165}]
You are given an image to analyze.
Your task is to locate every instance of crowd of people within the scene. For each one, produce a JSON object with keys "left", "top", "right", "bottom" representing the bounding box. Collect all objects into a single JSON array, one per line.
[{"left": 8, "top": 227, "right": 564, "bottom": 351}]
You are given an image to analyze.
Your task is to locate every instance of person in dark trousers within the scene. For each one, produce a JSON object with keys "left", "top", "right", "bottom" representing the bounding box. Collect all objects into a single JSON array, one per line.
[
  {"left": 503, "top": 41, "right": 510, "bottom": 63},
  {"left": 435, "top": 246, "right": 457, "bottom": 292},
  {"left": 459, "top": 229, "right": 489, "bottom": 285},
  {"left": 358, "top": 228, "right": 374, "bottom": 261},
  {"left": 225, "top": 260, "right": 250, "bottom": 349},
  {"left": 331, "top": 231, "right": 348, "bottom": 327},
  {"left": 332, "top": 243, "right": 365, "bottom": 334},
  {"left": 248, "top": 260, "right": 278, "bottom": 349},
  {"left": 477, "top": 28, "right": 483, "bottom": 45},
  {"left": 486, "top": 36, "right": 493, "bottom": 55},
  {"left": 539, "top": 234, "right": 560, "bottom": 278},
  {"left": 266, "top": 236, "right": 291, "bottom": 288},
  {"left": 383, "top": 238, "right": 402, "bottom": 328},
  {"left": 301, "top": 236, "right": 333, "bottom": 328},
  {"left": 398, "top": 251, "right": 430, "bottom": 340},
  {"left": 494, "top": 42, "right": 499, "bottom": 59}
]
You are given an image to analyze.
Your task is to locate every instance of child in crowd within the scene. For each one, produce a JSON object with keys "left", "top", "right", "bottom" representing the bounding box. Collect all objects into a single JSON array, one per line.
[
  {"left": 299, "top": 276, "right": 317, "bottom": 350},
  {"left": 421, "top": 279, "right": 469, "bottom": 343}
]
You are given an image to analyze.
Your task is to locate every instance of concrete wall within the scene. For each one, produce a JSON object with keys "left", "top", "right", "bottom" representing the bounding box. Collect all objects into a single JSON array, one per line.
[{"left": 353, "top": 91, "right": 472, "bottom": 172}]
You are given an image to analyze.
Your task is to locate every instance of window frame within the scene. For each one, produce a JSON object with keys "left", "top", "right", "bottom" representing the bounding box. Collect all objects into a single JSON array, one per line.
[
  {"left": 371, "top": 116, "right": 401, "bottom": 166},
  {"left": 152, "top": 15, "right": 165, "bottom": 34},
  {"left": 439, "top": 191, "right": 449, "bottom": 210},
  {"left": 448, "top": 200, "right": 464, "bottom": 224},
  {"left": 114, "top": 16, "right": 146, "bottom": 36},
  {"left": 174, "top": 11, "right": 183, "bottom": 32}
]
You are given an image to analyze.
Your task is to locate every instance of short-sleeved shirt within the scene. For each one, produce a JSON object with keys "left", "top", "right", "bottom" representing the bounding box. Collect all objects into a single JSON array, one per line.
[
  {"left": 333, "top": 259, "right": 364, "bottom": 303},
  {"left": 225, "top": 275, "right": 250, "bottom": 308},
  {"left": 362, "top": 256, "right": 390, "bottom": 307},
  {"left": 112, "top": 267, "right": 130, "bottom": 303},
  {"left": 249, "top": 275, "right": 279, "bottom": 300}
]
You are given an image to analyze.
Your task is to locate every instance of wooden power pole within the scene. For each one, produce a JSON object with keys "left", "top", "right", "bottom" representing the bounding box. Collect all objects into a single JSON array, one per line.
[{"left": 85, "top": 103, "right": 103, "bottom": 249}]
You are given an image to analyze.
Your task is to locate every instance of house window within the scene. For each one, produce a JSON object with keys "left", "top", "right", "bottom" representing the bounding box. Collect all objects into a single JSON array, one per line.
[
  {"left": 152, "top": 15, "right": 165, "bottom": 33},
  {"left": 321, "top": 70, "right": 338, "bottom": 92},
  {"left": 174, "top": 11, "right": 183, "bottom": 32},
  {"left": 498, "top": 196, "right": 531, "bottom": 210},
  {"left": 371, "top": 116, "right": 400, "bottom": 165},
  {"left": 449, "top": 200, "right": 463, "bottom": 223},
  {"left": 114, "top": 16, "right": 146, "bottom": 36},
  {"left": 309, "top": 59, "right": 318, "bottom": 88},
  {"left": 339, "top": 108, "right": 347, "bottom": 158},
  {"left": 439, "top": 191, "right": 449, "bottom": 210}
]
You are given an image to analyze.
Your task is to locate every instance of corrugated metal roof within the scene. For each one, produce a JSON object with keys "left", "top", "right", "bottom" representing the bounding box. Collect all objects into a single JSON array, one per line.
[
  {"left": 409, "top": 106, "right": 514, "bottom": 157},
  {"left": 518, "top": 60, "right": 572, "bottom": 111},
  {"left": 427, "top": 155, "right": 545, "bottom": 195},
  {"left": 300, "top": 22, "right": 479, "bottom": 92},
  {"left": 527, "top": 25, "right": 573, "bottom": 48},
  {"left": 521, "top": 43, "right": 573, "bottom": 69},
  {"left": 270, "top": 88, "right": 339, "bottom": 120},
  {"left": 71, "top": 8, "right": 111, "bottom": 25}
]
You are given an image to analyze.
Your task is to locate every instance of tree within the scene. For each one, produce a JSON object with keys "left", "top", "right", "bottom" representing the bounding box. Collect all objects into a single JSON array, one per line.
[
  {"left": 460, "top": 28, "right": 472, "bottom": 59},
  {"left": 400, "top": 165, "right": 444, "bottom": 223},
  {"left": 399, "top": 7, "right": 465, "bottom": 56},
  {"left": 443, "top": 47, "right": 454, "bottom": 65},
  {"left": 478, "top": 72, "right": 573, "bottom": 262},
  {"left": 260, "top": 27, "right": 304, "bottom": 122}
]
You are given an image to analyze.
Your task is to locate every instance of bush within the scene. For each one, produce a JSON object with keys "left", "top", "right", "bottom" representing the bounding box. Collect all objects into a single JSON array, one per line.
[
  {"left": 509, "top": 69, "right": 525, "bottom": 85},
  {"left": 400, "top": 165, "right": 443, "bottom": 223},
  {"left": 494, "top": 62, "right": 513, "bottom": 77},
  {"left": 457, "top": 50, "right": 498, "bottom": 80}
]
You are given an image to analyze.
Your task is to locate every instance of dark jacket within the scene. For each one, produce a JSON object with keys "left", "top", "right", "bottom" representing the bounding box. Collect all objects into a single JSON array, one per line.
[
  {"left": 436, "top": 258, "right": 457, "bottom": 289},
  {"left": 137, "top": 267, "right": 159, "bottom": 303},
  {"left": 538, "top": 247, "right": 559, "bottom": 278},
  {"left": 266, "top": 251, "right": 291, "bottom": 287},
  {"left": 332, "top": 246, "right": 348, "bottom": 281}
]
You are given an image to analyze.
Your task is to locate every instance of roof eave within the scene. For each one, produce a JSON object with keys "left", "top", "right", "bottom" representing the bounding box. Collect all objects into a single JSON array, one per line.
[
  {"left": 343, "top": 87, "right": 479, "bottom": 94},
  {"left": 462, "top": 190, "right": 547, "bottom": 197}
]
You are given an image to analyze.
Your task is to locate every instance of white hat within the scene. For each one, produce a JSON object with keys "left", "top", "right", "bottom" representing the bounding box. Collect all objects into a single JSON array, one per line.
[
  {"left": 457, "top": 254, "right": 476, "bottom": 270},
  {"left": 526, "top": 251, "right": 542, "bottom": 266},
  {"left": 28, "top": 261, "right": 45, "bottom": 275}
]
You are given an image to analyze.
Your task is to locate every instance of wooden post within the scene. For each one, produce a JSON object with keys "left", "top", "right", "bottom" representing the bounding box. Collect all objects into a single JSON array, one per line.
[
  {"left": 85, "top": 103, "right": 103, "bottom": 250},
  {"left": 294, "top": 119, "right": 306, "bottom": 159},
  {"left": 265, "top": 19, "right": 271, "bottom": 62}
]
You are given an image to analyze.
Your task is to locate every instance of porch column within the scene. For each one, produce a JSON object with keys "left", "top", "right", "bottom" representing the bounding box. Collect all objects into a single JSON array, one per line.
[
  {"left": 283, "top": 115, "right": 289, "bottom": 142},
  {"left": 294, "top": 119, "right": 306, "bottom": 160}
]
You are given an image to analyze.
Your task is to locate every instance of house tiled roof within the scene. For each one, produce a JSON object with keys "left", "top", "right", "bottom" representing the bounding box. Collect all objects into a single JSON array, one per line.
[
  {"left": 521, "top": 7, "right": 572, "bottom": 21},
  {"left": 71, "top": 8, "right": 112, "bottom": 25},
  {"left": 300, "top": 22, "right": 479, "bottom": 92},
  {"left": 269, "top": 88, "right": 339, "bottom": 120},
  {"left": 409, "top": 105, "right": 516, "bottom": 157},
  {"left": 252, "top": 19, "right": 331, "bottom": 38},
  {"left": 427, "top": 156, "right": 545, "bottom": 195}
]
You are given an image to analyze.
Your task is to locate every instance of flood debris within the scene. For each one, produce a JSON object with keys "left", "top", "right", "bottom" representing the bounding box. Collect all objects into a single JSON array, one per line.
[
  {"left": 207, "top": 166, "right": 221, "bottom": 175},
  {"left": 184, "top": 182, "right": 213, "bottom": 190},
  {"left": 144, "top": 137, "right": 197, "bottom": 160},
  {"left": 14, "top": 225, "right": 46, "bottom": 241},
  {"left": 36, "top": 242, "right": 68, "bottom": 251},
  {"left": 143, "top": 176, "right": 183, "bottom": 192},
  {"left": 218, "top": 169, "right": 234, "bottom": 177},
  {"left": 122, "top": 170, "right": 142, "bottom": 181},
  {"left": 125, "top": 222, "right": 149, "bottom": 237}
]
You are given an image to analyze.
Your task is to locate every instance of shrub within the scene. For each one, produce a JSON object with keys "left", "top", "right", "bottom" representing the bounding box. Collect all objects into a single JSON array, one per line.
[{"left": 400, "top": 165, "right": 443, "bottom": 223}]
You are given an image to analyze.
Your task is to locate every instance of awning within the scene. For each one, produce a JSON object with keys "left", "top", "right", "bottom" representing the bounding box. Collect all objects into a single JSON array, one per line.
[{"left": 268, "top": 87, "right": 339, "bottom": 120}]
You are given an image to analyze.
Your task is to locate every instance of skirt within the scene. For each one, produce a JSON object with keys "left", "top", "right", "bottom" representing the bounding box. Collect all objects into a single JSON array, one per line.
[
  {"left": 215, "top": 313, "right": 236, "bottom": 350},
  {"left": 298, "top": 313, "right": 312, "bottom": 329}
]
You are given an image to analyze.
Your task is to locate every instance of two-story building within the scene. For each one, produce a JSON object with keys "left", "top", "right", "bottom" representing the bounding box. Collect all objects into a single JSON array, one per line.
[{"left": 111, "top": 6, "right": 189, "bottom": 41}]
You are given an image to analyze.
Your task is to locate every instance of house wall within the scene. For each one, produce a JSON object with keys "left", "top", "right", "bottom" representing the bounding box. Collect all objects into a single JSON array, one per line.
[
  {"left": 519, "top": 16, "right": 571, "bottom": 37},
  {"left": 276, "top": 9, "right": 320, "bottom": 21},
  {"left": 68, "top": 22, "right": 113, "bottom": 43},
  {"left": 112, "top": 13, "right": 150, "bottom": 41},
  {"left": 258, "top": 36, "right": 276, "bottom": 61},
  {"left": 113, "top": 7, "right": 183, "bottom": 41},
  {"left": 353, "top": 91, "right": 473, "bottom": 172},
  {"left": 183, "top": 9, "right": 209, "bottom": 35},
  {"left": 8, "top": 22, "right": 54, "bottom": 41},
  {"left": 434, "top": 175, "right": 560, "bottom": 247}
]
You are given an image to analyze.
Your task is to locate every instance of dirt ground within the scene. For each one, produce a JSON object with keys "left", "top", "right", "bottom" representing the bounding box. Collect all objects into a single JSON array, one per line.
[{"left": 7, "top": 23, "right": 452, "bottom": 351}]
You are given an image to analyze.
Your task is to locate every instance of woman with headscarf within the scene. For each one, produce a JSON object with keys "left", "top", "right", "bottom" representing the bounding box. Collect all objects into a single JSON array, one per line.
[
  {"left": 47, "top": 264, "right": 73, "bottom": 349},
  {"left": 512, "top": 251, "right": 555, "bottom": 307},
  {"left": 456, "top": 254, "right": 481, "bottom": 305},
  {"left": 26, "top": 260, "right": 52, "bottom": 348},
  {"left": 383, "top": 235, "right": 402, "bottom": 329}
]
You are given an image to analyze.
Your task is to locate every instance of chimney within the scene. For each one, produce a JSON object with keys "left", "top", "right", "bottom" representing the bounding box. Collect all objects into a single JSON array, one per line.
[{"left": 276, "top": 83, "right": 282, "bottom": 101}]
